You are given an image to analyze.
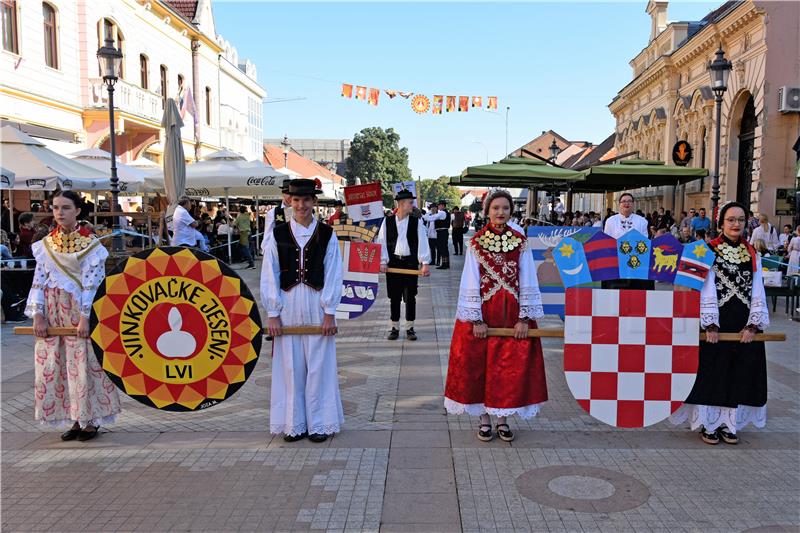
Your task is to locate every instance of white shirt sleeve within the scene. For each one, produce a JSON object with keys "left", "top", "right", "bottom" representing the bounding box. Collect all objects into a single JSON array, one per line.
[
  {"left": 417, "top": 219, "right": 431, "bottom": 265},
  {"left": 518, "top": 239, "right": 544, "bottom": 320},
  {"left": 79, "top": 244, "right": 109, "bottom": 318},
  {"left": 24, "top": 247, "right": 47, "bottom": 318},
  {"left": 260, "top": 233, "right": 283, "bottom": 318},
  {"left": 321, "top": 232, "right": 343, "bottom": 316},
  {"left": 748, "top": 254, "right": 769, "bottom": 330},
  {"left": 699, "top": 268, "right": 719, "bottom": 329},
  {"left": 376, "top": 218, "right": 389, "bottom": 266},
  {"left": 455, "top": 244, "right": 483, "bottom": 322},
  {"left": 603, "top": 215, "right": 615, "bottom": 237},
  {"left": 635, "top": 215, "right": 649, "bottom": 236},
  {"left": 261, "top": 209, "right": 275, "bottom": 253}
]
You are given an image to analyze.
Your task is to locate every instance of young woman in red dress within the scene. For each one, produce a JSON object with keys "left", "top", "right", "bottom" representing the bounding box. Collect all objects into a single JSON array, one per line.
[{"left": 444, "top": 190, "right": 548, "bottom": 442}]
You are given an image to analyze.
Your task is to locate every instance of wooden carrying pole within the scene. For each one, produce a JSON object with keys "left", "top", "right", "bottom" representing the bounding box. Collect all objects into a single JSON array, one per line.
[
  {"left": 14, "top": 326, "right": 787, "bottom": 342},
  {"left": 385, "top": 267, "right": 424, "bottom": 276}
]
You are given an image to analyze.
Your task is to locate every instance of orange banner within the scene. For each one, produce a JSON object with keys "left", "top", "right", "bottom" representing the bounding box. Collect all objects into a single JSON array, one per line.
[
  {"left": 368, "top": 88, "right": 380, "bottom": 106},
  {"left": 459, "top": 96, "right": 469, "bottom": 112},
  {"left": 472, "top": 96, "right": 482, "bottom": 108},
  {"left": 446, "top": 96, "right": 456, "bottom": 113},
  {"left": 487, "top": 96, "right": 498, "bottom": 110},
  {"left": 355, "top": 86, "right": 367, "bottom": 100},
  {"left": 341, "top": 84, "right": 353, "bottom": 98},
  {"left": 432, "top": 95, "right": 443, "bottom": 114}
]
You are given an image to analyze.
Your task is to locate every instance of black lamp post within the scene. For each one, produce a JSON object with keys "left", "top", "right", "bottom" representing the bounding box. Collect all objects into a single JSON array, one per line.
[
  {"left": 281, "top": 135, "right": 290, "bottom": 169},
  {"left": 97, "top": 37, "right": 123, "bottom": 252},
  {"left": 708, "top": 46, "right": 732, "bottom": 237},
  {"left": 549, "top": 139, "right": 561, "bottom": 223}
]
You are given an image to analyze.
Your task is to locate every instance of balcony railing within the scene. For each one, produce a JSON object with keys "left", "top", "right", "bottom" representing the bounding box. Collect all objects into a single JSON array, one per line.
[{"left": 87, "top": 78, "right": 163, "bottom": 123}]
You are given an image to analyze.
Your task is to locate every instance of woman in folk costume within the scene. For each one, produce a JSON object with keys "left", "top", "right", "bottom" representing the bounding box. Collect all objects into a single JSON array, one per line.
[
  {"left": 671, "top": 201, "right": 769, "bottom": 445},
  {"left": 25, "top": 191, "right": 121, "bottom": 441},
  {"left": 444, "top": 190, "right": 547, "bottom": 442},
  {"left": 261, "top": 179, "right": 344, "bottom": 443}
]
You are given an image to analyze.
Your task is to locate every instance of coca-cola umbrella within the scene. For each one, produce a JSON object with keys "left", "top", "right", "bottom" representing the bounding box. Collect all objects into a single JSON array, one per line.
[{"left": 145, "top": 148, "right": 289, "bottom": 262}]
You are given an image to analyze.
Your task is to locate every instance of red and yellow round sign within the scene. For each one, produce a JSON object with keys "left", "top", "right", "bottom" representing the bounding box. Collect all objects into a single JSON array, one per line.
[{"left": 90, "top": 247, "right": 263, "bottom": 411}]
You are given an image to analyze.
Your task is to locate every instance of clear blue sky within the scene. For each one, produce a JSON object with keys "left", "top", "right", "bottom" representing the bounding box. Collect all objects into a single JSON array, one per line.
[{"left": 213, "top": 1, "right": 718, "bottom": 179}]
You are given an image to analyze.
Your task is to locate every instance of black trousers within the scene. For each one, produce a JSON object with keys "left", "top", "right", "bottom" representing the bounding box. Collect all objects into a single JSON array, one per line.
[
  {"left": 428, "top": 238, "right": 439, "bottom": 265},
  {"left": 452, "top": 227, "right": 464, "bottom": 255},
  {"left": 436, "top": 230, "right": 450, "bottom": 266},
  {"left": 386, "top": 271, "right": 418, "bottom": 322}
]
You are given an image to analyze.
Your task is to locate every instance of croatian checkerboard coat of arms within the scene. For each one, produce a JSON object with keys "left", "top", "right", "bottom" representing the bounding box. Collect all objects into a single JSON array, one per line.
[{"left": 555, "top": 230, "right": 714, "bottom": 428}]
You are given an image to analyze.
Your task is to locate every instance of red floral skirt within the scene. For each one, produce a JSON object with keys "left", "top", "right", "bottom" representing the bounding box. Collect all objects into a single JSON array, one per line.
[{"left": 444, "top": 289, "right": 548, "bottom": 412}]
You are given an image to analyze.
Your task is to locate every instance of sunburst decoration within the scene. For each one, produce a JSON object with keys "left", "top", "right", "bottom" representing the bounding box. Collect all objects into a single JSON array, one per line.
[
  {"left": 411, "top": 94, "right": 430, "bottom": 114},
  {"left": 90, "top": 247, "right": 262, "bottom": 411}
]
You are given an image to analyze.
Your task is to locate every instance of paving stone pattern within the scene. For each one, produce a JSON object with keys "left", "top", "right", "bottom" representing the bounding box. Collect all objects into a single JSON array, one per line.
[{"left": 2, "top": 247, "right": 800, "bottom": 532}]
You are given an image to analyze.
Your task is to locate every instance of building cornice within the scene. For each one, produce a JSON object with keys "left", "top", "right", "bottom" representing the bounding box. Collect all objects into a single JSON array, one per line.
[
  {"left": 0, "top": 87, "right": 83, "bottom": 115},
  {"left": 138, "top": 0, "right": 223, "bottom": 53},
  {"left": 672, "top": 3, "right": 762, "bottom": 68}
]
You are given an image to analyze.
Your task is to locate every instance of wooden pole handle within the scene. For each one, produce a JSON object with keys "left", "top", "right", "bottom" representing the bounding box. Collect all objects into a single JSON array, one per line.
[
  {"left": 700, "top": 332, "right": 786, "bottom": 342},
  {"left": 14, "top": 327, "right": 78, "bottom": 336},
  {"left": 486, "top": 327, "right": 565, "bottom": 338},
  {"left": 265, "top": 326, "right": 324, "bottom": 335},
  {"left": 385, "top": 267, "right": 423, "bottom": 276}
]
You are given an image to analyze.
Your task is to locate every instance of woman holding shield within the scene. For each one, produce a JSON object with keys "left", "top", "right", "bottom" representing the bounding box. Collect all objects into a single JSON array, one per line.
[
  {"left": 444, "top": 189, "right": 548, "bottom": 442},
  {"left": 25, "top": 190, "right": 121, "bottom": 441},
  {"left": 671, "top": 201, "right": 769, "bottom": 445}
]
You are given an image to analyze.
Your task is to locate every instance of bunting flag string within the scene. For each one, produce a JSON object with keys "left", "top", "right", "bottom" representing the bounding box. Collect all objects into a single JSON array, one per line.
[{"left": 340, "top": 82, "right": 498, "bottom": 115}]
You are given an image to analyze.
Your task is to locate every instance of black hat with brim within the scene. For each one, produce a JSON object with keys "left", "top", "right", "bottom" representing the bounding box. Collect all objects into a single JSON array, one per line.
[
  {"left": 437, "top": 199, "right": 447, "bottom": 206},
  {"left": 280, "top": 180, "right": 290, "bottom": 192},
  {"left": 286, "top": 178, "right": 322, "bottom": 197},
  {"left": 395, "top": 189, "right": 414, "bottom": 201}
]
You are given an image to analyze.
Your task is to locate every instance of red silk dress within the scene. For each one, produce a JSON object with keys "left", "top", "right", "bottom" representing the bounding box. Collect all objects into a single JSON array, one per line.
[{"left": 444, "top": 224, "right": 548, "bottom": 418}]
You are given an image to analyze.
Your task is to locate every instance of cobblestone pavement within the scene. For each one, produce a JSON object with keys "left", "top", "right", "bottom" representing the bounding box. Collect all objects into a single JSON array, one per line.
[{"left": 2, "top": 249, "right": 799, "bottom": 532}]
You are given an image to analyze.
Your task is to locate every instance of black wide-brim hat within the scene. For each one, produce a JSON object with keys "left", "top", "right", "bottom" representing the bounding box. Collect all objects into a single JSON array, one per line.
[
  {"left": 437, "top": 199, "right": 447, "bottom": 206},
  {"left": 394, "top": 189, "right": 414, "bottom": 201},
  {"left": 286, "top": 178, "right": 322, "bottom": 197}
]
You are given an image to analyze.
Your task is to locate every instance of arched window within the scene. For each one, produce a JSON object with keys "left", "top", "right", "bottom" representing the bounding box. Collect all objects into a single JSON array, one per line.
[
  {"left": 205, "top": 86, "right": 211, "bottom": 126},
  {"left": 2, "top": 0, "right": 18, "bottom": 54},
  {"left": 139, "top": 54, "right": 148, "bottom": 89},
  {"left": 159, "top": 64, "right": 168, "bottom": 103},
  {"left": 98, "top": 18, "right": 124, "bottom": 78},
  {"left": 42, "top": 2, "right": 58, "bottom": 69}
]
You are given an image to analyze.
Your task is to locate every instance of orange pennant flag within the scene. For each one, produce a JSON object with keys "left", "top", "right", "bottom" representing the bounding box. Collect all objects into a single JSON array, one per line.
[
  {"left": 472, "top": 96, "right": 482, "bottom": 108},
  {"left": 446, "top": 96, "right": 456, "bottom": 113},
  {"left": 355, "top": 86, "right": 367, "bottom": 100},
  {"left": 459, "top": 96, "right": 469, "bottom": 112},
  {"left": 432, "top": 95, "right": 443, "bottom": 114},
  {"left": 487, "top": 96, "right": 498, "bottom": 110},
  {"left": 341, "top": 84, "right": 353, "bottom": 98},
  {"left": 368, "top": 88, "right": 380, "bottom": 106}
]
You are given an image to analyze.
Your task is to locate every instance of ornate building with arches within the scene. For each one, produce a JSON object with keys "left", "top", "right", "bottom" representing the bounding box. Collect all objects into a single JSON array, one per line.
[{"left": 609, "top": 1, "right": 799, "bottom": 220}]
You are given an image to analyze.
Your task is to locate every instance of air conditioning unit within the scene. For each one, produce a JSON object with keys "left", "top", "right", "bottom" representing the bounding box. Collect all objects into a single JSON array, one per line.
[{"left": 778, "top": 86, "right": 800, "bottom": 113}]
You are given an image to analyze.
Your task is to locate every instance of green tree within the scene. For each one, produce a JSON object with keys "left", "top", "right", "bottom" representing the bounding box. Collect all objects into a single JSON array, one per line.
[
  {"left": 345, "top": 127, "right": 412, "bottom": 206},
  {"left": 417, "top": 176, "right": 462, "bottom": 209}
]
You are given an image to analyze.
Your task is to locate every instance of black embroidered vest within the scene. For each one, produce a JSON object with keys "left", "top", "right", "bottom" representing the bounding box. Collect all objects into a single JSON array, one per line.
[
  {"left": 274, "top": 222, "right": 333, "bottom": 291},
  {"left": 434, "top": 212, "right": 451, "bottom": 231},
  {"left": 274, "top": 205, "right": 288, "bottom": 226},
  {"left": 385, "top": 215, "right": 419, "bottom": 268}
]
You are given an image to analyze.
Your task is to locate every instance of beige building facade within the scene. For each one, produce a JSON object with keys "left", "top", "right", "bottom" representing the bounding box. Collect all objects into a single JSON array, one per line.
[{"left": 609, "top": 0, "right": 799, "bottom": 222}]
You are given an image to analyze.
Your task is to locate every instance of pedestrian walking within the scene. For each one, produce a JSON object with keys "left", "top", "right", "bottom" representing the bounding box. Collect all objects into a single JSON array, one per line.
[
  {"left": 234, "top": 205, "right": 255, "bottom": 269},
  {"left": 444, "top": 189, "right": 547, "bottom": 443},
  {"left": 261, "top": 179, "right": 344, "bottom": 443},
  {"left": 376, "top": 189, "right": 431, "bottom": 341},
  {"left": 433, "top": 199, "right": 451, "bottom": 269},
  {"left": 424, "top": 203, "right": 439, "bottom": 266},
  {"left": 671, "top": 201, "right": 770, "bottom": 445},
  {"left": 25, "top": 190, "right": 121, "bottom": 441}
]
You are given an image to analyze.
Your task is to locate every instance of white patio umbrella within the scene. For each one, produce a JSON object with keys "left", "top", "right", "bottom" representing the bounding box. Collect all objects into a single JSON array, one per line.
[
  {"left": 146, "top": 147, "right": 290, "bottom": 262},
  {"left": 68, "top": 147, "right": 154, "bottom": 193},
  {"left": 1, "top": 167, "right": 15, "bottom": 189},
  {"left": 160, "top": 98, "right": 186, "bottom": 243},
  {"left": 0, "top": 126, "right": 109, "bottom": 191}
]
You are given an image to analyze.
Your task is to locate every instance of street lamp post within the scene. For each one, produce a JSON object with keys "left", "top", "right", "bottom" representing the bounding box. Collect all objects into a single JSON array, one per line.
[
  {"left": 708, "top": 46, "right": 732, "bottom": 237},
  {"left": 281, "top": 135, "right": 290, "bottom": 169},
  {"left": 549, "top": 139, "right": 561, "bottom": 223},
  {"left": 97, "top": 37, "right": 124, "bottom": 253}
]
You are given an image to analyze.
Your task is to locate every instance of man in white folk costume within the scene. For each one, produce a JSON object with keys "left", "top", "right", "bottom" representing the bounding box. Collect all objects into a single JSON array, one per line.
[
  {"left": 261, "top": 179, "right": 344, "bottom": 442},
  {"left": 376, "top": 189, "right": 431, "bottom": 341},
  {"left": 260, "top": 182, "right": 293, "bottom": 254},
  {"left": 603, "top": 192, "right": 653, "bottom": 290}
]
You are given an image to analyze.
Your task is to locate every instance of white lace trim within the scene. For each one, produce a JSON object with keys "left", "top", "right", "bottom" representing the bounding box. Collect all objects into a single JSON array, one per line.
[
  {"left": 669, "top": 403, "right": 766, "bottom": 433},
  {"left": 519, "top": 304, "right": 544, "bottom": 320},
  {"left": 456, "top": 306, "right": 483, "bottom": 322},
  {"left": 444, "top": 397, "right": 543, "bottom": 419},
  {"left": 747, "top": 311, "right": 769, "bottom": 330},
  {"left": 269, "top": 422, "right": 340, "bottom": 436},
  {"left": 700, "top": 313, "right": 720, "bottom": 328},
  {"left": 39, "top": 414, "right": 117, "bottom": 430}
]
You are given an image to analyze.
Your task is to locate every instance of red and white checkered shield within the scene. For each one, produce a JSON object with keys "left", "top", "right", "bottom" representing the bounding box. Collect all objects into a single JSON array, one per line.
[{"left": 563, "top": 288, "right": 700, "bottom": 428}]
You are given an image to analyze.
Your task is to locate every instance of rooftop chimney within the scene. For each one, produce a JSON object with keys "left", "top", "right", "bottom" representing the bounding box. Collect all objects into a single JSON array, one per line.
[{"left": 646, "top": 1, "right": 668, "bottom": 42}]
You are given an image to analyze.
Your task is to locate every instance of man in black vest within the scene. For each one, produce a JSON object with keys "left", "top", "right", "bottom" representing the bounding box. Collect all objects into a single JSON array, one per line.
[
  {"left": 261, "top": 178, "right": 344, "bottom": 443},
  {"left": 260, "top": 181, "right": 292, "bottom": 254},
  {"left": 377, "top": 189, "right": 431, "bottom": 341},
  {"left": 434, "top": 199, "right": 451, "bottom": 269}
]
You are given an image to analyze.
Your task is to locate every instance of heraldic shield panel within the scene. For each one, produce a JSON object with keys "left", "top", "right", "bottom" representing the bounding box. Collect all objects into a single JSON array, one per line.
[
  {"left": 563, "top": 288, "right": 700, "bottom": 428},
  {"left": 90, "top": 247, "right": 263, "bottom": 411}
]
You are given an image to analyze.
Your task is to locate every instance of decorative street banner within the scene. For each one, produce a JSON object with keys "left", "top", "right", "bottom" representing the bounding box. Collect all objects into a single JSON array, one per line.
[
  {"left": 527, "top": 226, "right": 599, "bottom": 318},
  {"left": 649, "top": 234, "right": 683, "bottom": 284},
  {"left": 340, "top": 82, "right": 498, "bottom": 115},
  {"left": 344, "top": 181, "right": 384, "bottom": 224},
  {"left": 337, "top": 241, "right": 380, "bottom": 320},
  {"left": 90, "top": 247, "right": 263, "bottom": 411},
  {"left": 617, "top": 229, "right": 651, "bottom": 280},
  {"left": 563, "top": 288, "right": 700, "bottom": 428},
  {"left": 674, "top": 239, "right": 714, "bottom": 291},
  {"left": 392, "top": 181, "right": 418, "bottom": 207}
]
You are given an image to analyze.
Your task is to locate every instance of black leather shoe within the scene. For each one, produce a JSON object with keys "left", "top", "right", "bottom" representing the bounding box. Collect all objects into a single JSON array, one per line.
[
  {"left": 283, "top": 432, "right": 307, "bottom": 442},
  {"left": 406, "top": 328, "right": 417, "bottom": 341},
  {"left": 77, "top": 425, "right": 99, "bottom": 442},
  {"left": 387, "top": 328, "right": 399, "bottom": 340},
  {"left": 308, "top": 433, "right": 328, "bottom": 443},
  {"left": 61, "top": 424, "right": 81, "bottom": 441}
]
